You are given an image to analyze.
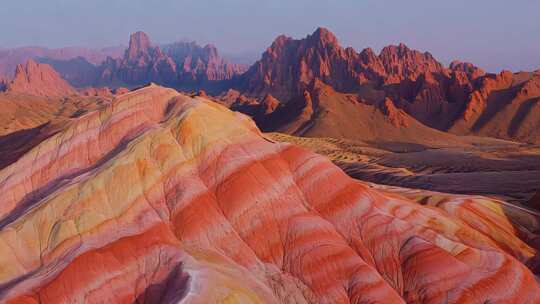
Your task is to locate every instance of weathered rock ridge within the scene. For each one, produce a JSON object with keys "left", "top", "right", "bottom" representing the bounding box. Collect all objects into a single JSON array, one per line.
[
  {"left": 5, "top": 59, "right": 76, "bottom": 97},
  {"left": 233, "top": 27, "right": 540, "bottom": 144},
  {"left": 97, "top": 31, "right": 246, "bottom": 89}
]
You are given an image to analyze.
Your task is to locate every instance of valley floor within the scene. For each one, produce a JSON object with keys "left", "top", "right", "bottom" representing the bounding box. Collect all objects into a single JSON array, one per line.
[{"left": 269, "top": 133, "right": 540, "bottom": 206}]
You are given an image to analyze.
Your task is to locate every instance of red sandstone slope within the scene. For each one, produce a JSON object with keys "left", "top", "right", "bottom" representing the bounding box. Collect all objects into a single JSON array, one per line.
[
  {"left": 0, "top": 84, "right": 539, "bottom": 303},
  {"left": 5, "top": 59, "right": 76, "bottom": 97}
]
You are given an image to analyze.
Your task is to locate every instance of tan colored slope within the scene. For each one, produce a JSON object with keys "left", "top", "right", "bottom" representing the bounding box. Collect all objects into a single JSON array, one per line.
[
  {"left": 278, "top": 81, "right": 510, "bottom": 151},
  {"left": 1, "top": 85, "right": 539, "bottom": 303},
  {"left": 0, "top": 93, "right": 110, "bottom": 169},
  {"left": 270, "top": 132, "right": 540, "bottom": 204},
  {"left": 0, "top": 93, "right": 109, "bottom": 136}
]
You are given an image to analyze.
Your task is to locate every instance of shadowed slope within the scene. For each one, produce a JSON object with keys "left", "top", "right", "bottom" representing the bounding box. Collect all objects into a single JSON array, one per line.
[
  {"left": 0, "top": 85, "right": 539, "bottom": 303},
  {"left": 0, "top": 92, "right": 112, "bottom": 169}
]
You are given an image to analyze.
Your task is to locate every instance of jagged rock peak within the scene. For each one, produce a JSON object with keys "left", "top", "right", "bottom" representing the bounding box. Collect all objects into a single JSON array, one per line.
[
  {"left": 450, "top": 60, "right": 486, "bottom": 79},
  {"left": 7, "top": 59, "right": 76, "bottom": 96},
  {"left": 307, "top": 27, "right": 340, "bottom": 46},
  {"left": 126, "top": 31, "right": 153, "bottom": 60}
]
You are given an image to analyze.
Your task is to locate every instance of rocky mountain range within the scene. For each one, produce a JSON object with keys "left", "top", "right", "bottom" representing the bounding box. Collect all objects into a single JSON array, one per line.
[
  {"left": 0, "top": 28, "right": 540, "bottom": 143},
  {"left": 228, "top": 27, "right": 540, "bottom": 144},
  {"left": 97, "top": 31, "right": 246, "bottom": 90},
  {"left": 0, "top": 45, "right": 123, "bottom": 79},
  {"left": 1, "top": 27, "right": 538, "bottom": 145},
  {"left": 0, "top": 32, "right": 247, "bottom": 92}
]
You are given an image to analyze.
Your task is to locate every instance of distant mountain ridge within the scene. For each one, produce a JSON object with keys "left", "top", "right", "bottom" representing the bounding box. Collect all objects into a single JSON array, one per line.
[
  {"left": 230, "top": 27, "right": 540, "bottom": 144},
  {"left": 0, "top": 46, "right": 124, "bottom": 78},
  {"left": 0, "top": 33, "right": 247, "bottom": 92},
  {"left": 1, "top": 27, "right": 538, "bottom": 144},
  {"left": 97, "top": 31, "right": 247, "bottom": 89}
]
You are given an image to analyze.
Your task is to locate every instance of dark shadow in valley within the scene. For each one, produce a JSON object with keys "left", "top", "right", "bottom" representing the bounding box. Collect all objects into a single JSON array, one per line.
[
  {"left": 0, "top": 122, "right": 58, "bottom": 170},
  {"left": 508, "top": 98, "right": 539, "bottom": 137},
  {"left": 135, "top": 263, "right": 190, "bottom": 304},
  {"left": 472, "top": 87, "right": 517, "bottom": 132}
]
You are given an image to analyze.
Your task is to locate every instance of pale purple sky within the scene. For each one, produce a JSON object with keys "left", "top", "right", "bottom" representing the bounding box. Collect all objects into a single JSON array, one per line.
[{"left": 1, "top": 0, "right": 539, "bottom": 72}]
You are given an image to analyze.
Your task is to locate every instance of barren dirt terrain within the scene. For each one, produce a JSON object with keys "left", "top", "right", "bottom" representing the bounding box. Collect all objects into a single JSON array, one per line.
[{"left": 269, "top": 132, "right": 540, "bottom": 206}]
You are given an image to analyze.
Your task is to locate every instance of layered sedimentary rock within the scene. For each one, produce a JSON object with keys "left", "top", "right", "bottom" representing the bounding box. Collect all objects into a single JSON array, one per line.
[
  {"left": 5, "top": 59, "right": 76, "bottom": 97},
  {"left": 0, "top": 91, "right": 110, "bottom": 170},
  {"left": 1, "top": 85, "right": 539, "bottom": 303}
]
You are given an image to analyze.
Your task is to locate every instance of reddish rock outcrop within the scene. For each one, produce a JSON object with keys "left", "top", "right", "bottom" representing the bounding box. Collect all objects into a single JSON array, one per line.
[
  {"left": 163, "top": 42, "right": 246, "bottom": 82},
  {"left": 260, "top": 94, "right": 280, "bottom": 115},
  {"left": 0, "top": 85, "right": 539, "bottom": 303},
  {"left": 381, "top": 97, "right": 409, "bottom": 127},
  {"left": 236, "top": 27, "right": 540, "bottom": 144},
  {"left": 238, "top": 28, "right": 369, "bottom": 100},
  {"left": 449, "top": 60, "right": 486, "bottom": 81},
  {"left": 6, "top": 59, "right": 76, "bottom": 97},
  {"left": 448, "top": 70, "right": 540, "bottom": 143},
  {"left": 236, "top": 28, "right": 465, "bottom": 129},
  {"left": 113, "top": 87, "right": 130, "bottom": 95},
  {"left": 98, "top": 32, "right": 177, "bottom": 86},
  {"left": 461, "top": 71, "right": 514, "bottom": 123},
  {"left": 80, "top": 86, "right": 113, "bottom": 97},
  {"left": 379, "top": 43, "right": 446, "bottom": 84}
]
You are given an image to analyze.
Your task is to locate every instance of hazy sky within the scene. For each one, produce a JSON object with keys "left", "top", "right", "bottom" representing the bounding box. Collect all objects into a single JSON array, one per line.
[{"left": 1, "top": 0, "right": 539, "bottom": 72}]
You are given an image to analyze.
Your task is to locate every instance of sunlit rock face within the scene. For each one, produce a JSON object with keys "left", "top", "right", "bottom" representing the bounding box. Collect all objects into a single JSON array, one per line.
[
  {"left": 0, "top": 85, "right": 539, "bottom": 303},
  {"left": 235, "top": 28, "right": 540, "bottom": 144},
  {"left": 6, "top": 59, "right": 76, "bottom": 97}
]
